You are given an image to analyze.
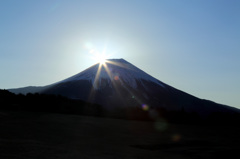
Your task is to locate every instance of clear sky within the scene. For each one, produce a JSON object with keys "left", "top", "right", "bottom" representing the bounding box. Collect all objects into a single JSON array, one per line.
[{"left": 0, "top": 0, "right": 239, "bottom": 109}]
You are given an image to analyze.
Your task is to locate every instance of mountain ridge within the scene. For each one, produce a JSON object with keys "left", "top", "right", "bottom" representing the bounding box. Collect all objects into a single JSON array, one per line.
[{"left": 8, "top": 58, "right": 240, "bottom": 116}]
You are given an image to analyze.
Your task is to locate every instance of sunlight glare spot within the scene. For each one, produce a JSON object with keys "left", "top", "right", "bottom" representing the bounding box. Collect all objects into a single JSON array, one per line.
[
  {"left": 90, "top": 50, "right": 108, "bottom": 65},
  {"left": 142, "top": 104, "right": 149, "bottom": 111},
  {"left": 114, "top": 75, "right": 119, "bottom": 81},
  {"left": 98, "top": 56, "right": 106, "bottom": 64}
]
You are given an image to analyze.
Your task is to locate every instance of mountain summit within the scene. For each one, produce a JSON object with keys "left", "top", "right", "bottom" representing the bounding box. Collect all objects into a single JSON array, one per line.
[
  {"left": 58, "top": 58, "right": 165, "bottom": 89},
  {"left": 9, "top": 58, "right": 239, "bottom": 116}
]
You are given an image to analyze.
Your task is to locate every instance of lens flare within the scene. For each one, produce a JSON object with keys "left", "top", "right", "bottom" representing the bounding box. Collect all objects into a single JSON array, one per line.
[
  {"left": 172, "top": 134, "right": 181, "bottom": 142},
  {"left": 142, "top": 104, "right": 149, "bottom": 111},
  {"left": 114, "top": 75, "right": 119, "bottom": 81}
]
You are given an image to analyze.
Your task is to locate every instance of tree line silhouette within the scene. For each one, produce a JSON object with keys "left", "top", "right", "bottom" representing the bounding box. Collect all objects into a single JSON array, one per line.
[
  {"left": 0, "top": 89, "right": 103, "bottom": 116},
  {"left": 0, "top": 89, "right": 239, "bottom": 125}
]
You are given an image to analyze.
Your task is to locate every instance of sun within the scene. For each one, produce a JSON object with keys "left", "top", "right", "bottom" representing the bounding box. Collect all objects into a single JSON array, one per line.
[
  {"left": 95, "top": 54, "right": 107, "bottom": 64},
  {"left": 88, "top": 48, "right": 109, "bottom": 65},
  {"left": 85, "top": 42, "right": 113, "bottom": 65},
  {"left": 99, "top": 58, "right": 106, "bottom": 64},
  {"left": 93, "top": 52, "right": 107, "bottom": 65}
]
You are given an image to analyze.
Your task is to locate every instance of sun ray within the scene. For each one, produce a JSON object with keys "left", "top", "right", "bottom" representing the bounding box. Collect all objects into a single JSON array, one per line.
[
  {"left": 102, "top": 63, "right": 128, "bottom": 106},
  {"left": 84, "top": 42, "right": 139, "bottom": 107},
  {"left": 104, "top": 61, "right": 147, "bottom": 107},
  {"left": 88, "top": 63, "right": 103, "bottom": 102},
  {"left": 87, "top": 59, "right": 146, "bottom": 111},
  {"left": 93, "top": 64, "right": 103, "bottom": 89},
  {"left": 104, "top": 60, "right": 135, "bottom": 71}
]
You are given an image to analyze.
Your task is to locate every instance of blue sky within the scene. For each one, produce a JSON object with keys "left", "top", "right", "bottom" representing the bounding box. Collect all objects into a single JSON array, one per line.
[{"left": 0, "top": 0, "right": 239, "bottom": 108}]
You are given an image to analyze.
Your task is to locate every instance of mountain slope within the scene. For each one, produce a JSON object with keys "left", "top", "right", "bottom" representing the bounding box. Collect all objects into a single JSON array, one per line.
[{"left": 8, "top": 58, "right": 239, "bottom": 116}]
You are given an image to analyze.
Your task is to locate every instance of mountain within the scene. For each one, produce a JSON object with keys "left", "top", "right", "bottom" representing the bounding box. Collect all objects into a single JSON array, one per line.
[{"left": 8, "top": 58, "right": 239, "bottom": 116}]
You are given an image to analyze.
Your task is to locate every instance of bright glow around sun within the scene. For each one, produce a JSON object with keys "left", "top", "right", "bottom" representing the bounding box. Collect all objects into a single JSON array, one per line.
[
  {"left": 95, "top": 53, "right": 107, "bottom": 64},
  {"left": 85, "top": 42, "right": 113, "bottom": 65},
  {"left": 89, "top": 49, "right": 109, "bottom": 64}
]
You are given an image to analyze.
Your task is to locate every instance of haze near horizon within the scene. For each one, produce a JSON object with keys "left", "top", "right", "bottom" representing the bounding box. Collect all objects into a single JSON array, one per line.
[{"left": 0, "top": 0, "right": 239, "bottom": 109}]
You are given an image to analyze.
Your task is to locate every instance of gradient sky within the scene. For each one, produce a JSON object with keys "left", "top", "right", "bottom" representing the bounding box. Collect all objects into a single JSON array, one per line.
[{"left": 0, "top": 0, "right": 239, "bottom": 109}]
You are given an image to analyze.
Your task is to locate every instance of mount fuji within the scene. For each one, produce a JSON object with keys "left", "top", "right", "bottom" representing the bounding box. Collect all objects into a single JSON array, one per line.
[{"left": 9, "top": 58, "right": 239, "bottom": 116}]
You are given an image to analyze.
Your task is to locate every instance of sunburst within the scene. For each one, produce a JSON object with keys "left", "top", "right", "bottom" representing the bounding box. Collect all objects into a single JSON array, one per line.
[{"left": 85, "top": 42, "right": 142, "bottom": 107}]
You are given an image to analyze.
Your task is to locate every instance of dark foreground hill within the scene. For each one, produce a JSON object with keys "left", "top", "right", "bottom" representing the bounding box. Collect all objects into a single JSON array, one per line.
[
  {"left": 1, "top": 89, "right": 240, "bottom": 158},
  {"left": 1, "top": 89, "right": 240, "bottom": 124},
  {"left": 0, "top": 111, "right": 239, "bottom": 159}
]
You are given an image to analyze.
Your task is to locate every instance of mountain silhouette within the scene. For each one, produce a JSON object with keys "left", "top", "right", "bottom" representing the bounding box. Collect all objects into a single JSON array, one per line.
[{"left": 9, "top": 58, "right": 239, "bottom": 116}]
